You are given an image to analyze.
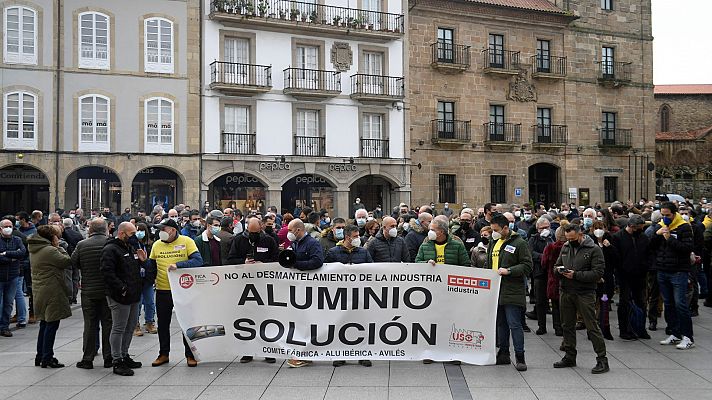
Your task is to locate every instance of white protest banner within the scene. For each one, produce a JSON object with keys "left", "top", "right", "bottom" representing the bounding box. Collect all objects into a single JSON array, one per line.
[{"left": 169, "top": 262, "right": 500, "bottom": 365}]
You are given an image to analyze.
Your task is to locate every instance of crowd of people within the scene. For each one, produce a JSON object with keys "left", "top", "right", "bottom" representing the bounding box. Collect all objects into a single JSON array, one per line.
[{"left": 0, "top": 195, "right": 710, "bottom": 375}]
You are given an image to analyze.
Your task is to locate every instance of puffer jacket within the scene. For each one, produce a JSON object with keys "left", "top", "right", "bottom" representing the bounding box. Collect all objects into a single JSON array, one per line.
[
  {"left": 71, "top": 232, "right": 110, "bottom": 300},
  {"left": 325, "top": 243, "right": 374, "bottom": 264},
  {"left": 404, "top": 219, "right": 427, "bottom": 262},
  {"left": 543, "top": 240, "right": 565, "bottom": 300},
  {"left": 650, "top": 213, "right": 693, "bottom": 273},
  {"left": 485, "top": 232, "right": 533, "bottom": 307},
  {"left": 415, "top": 234, "right": 470, "bottom": 266},
  {"left": 319, "top": 227, "right": 340, "bottom": 258},
  {"left": 366, "top": 230, "right": 410, "bottom": 263},
  {"left": 29, "top": 236, "right": 72, "bottom": 322},
  {"left": 528, "top": 233, "right": 554, "bottom": 278},
  {"left": 0, "top": 235, "right": 26, "bottom": 282},
  {"left": 611, "top": 228, "right": 651, "bottom": 277},
  {"left": 101, "top": 237, "right": 143, "bottom": 305},
  {"left": 555, "top": 235, "right": 605, "bottom": 294}
]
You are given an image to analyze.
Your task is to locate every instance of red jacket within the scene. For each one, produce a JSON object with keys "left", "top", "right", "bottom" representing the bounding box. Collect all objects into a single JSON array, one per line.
[{"left": 543, "top": 240, "right": 565, "bottom": 300}]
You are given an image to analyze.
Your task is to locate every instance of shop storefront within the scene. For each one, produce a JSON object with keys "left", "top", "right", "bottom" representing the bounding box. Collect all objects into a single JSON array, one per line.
[
  {"left": 0, "top": 165, "right": 50, "bottom": 215},
  {"left": 131, "top": 167, "right": 183, "bottom": 212},
  {"left": 281, "top": 174, "right": 334, "bottom": 216},
  {"left": 65, "top": 166, "right": 122, "bottom": 213},
  {"left": 349, "top": 175, "right": 393, "bottom": 212},
  {"left": 210, "top": 173, "right": 266, "bottom": 215}
]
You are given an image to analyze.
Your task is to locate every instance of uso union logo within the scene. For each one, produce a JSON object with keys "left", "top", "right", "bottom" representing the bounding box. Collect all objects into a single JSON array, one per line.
[
  {"left": 449, "top": 325, "right": 485, "bottom": 350},
  {"left": 179, "top": 274, "right": 195, "bottom": 289}
]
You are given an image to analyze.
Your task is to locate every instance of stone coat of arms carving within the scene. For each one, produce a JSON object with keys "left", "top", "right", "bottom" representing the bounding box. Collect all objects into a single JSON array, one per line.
[
  {"left": 331, "top": 42, "right": 353, "bottom": 72},
  {"left": 508, "top": 70, "right": 537, "bottom": 102}
]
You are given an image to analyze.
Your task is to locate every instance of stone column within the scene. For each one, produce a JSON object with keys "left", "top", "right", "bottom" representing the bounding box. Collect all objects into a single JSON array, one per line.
[
  {"left": 265, "top": 189, "right": 282, "bottom": 213},
  {"left": 334, "top": 189, "right": 350, "bottom": 219}
]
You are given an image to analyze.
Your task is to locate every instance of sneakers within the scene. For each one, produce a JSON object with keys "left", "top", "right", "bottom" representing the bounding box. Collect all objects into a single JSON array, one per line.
[
  {"left": 591, "top": 358, "right": 610, "bottom": 374},
  {"left": 0, "top": 330, "right": 12, "bottom": 337},
  {"left": 133, "top": 325, "right": 143, "bottom": 337},
  {"left": 186, "top": 356, "right": 198, "bottom": 367},
  {"left": 76, "top": 360, "right": 94, "bottom": 369},
  {"left": 16, "top": 323, "right": 26, "bottom": 329},
  {"left": 145, "top": 322, "right": 157, "bottom": 334},
  {"left": 675, "top": 336, "right": 695, "bottom": 350},
  {"left": 41, "top": 359, "right": 64, "bottom": 368},
  {"left": 151, "top": 354, "right": 169, "bottom": 367},
  {"left": 112, "top": 359, "right": 134, "bottom": 376},
  {"left": 514, "top": 353, "right": 527, "bottom": 372},
  {"left": 123, "top": 356, "right": 142, "bottom": 369},
  {"left": 287, "top": 359, "right": 312, "bottom": 368},
  {"left": 553, "top": 358, "right": 576, "bottom": 368},
  {"left": 659, "top": 335, "right": 682, "bottom": 345}
]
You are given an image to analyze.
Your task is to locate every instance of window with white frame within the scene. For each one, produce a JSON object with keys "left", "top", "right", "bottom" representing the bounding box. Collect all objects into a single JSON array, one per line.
[
  {"left": 145, "top": 97, "right": 173, "bottom": 153},
  {"left": 79, "top": 95, "right": 110, "bottom": 151},
  {"left": 3, "top": 91, "right": 37, "bottom": 150},
  {"left": 296, "top": 109, "right": 319, "bottom": 137},
  {"left": 145, "top": 17, "right": 173, "bottom": 73},
  {"left": 79, "top": 12, "right": 109, "bottom": 69},
  {"left": 223, "top": 105, "right": 253, "bottom": 154},
  {"left": 4, "top": 6, "right": 37, "bottom": 65},
  {"left": 362, "top": 113, "right": 382, "bottom": 139},
  {"left": 361, "top": 113, "right": 385, "bottom": 158}
]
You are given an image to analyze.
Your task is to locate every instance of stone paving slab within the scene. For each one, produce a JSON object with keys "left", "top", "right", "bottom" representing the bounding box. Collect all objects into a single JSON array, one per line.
[{"left": 0, "top": 301, "right": 710, "bottom": 399}]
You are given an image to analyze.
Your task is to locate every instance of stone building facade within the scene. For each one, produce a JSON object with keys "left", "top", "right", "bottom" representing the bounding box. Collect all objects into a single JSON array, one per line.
[
  {"left": 0, "top": 0, "right": 201, "bottom": 215},
  {"left": 408, "top": 0, "right": 656, "bottom": 210},
  {"left": 654, "top": 85, "right": 712, "bottom": 199}
]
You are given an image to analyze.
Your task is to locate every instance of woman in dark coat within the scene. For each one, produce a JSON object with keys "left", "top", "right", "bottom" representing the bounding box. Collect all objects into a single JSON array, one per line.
[{"left": 588, "top": 220, "right": 618, "bottom": 340}]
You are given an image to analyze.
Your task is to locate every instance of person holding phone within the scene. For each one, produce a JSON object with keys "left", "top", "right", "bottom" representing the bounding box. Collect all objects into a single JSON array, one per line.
[{"left": 553, "top": 224, "right": 609, "bottom": 374}]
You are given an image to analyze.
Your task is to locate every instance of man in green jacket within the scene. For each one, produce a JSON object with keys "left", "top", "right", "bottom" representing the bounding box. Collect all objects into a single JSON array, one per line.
[
  {"left": 415, "top": 218, "right": 469, "bottom": 266},
  {"left": 486, "top": 213, "right": 532, "bottom": 371}
]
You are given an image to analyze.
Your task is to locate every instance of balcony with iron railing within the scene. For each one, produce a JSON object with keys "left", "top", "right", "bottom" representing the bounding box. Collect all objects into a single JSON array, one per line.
[
  {"left": 531, "top": 124, "right": 568, "bottom": 147},
  {"left": 598, "top": 128, "right": 632, "bottom": 148},
  {"left": 283, "top": 68, "right": 341, "bottom": 99},
  {"left": 210, "top": 61, "right": 272, "bottom": 95},
  {"left": 350, "top": 74, "right": 404, "bottom": 102},
  {"left": 482, "top": 49, "right": 520, "bottom": 75},
  {"left": 294, "top": 135, "right": 325, "bottom": 156},
  {"left": 483, "top": 122, "right": 521, "bottom": 145},
  {"left": 530, "top": 55, "right": 567, "bottom": 79},
  {"left": 209, "top": 0, "right": 404, "bottom": 42},
  {"left": 430, "top": 43, "right": 471, "bottom": 72},
  {"left": 222, "top": 132, "right": 257, "bottom": 154},
  {"left": 431, "top": 119, "right": 471, "bottom": 144},
  {"left": 596, "top": 61, "right": 632, "bottom": 86},
  {"left": 360, "top": 138, "right": 389, "bottom": 158}
]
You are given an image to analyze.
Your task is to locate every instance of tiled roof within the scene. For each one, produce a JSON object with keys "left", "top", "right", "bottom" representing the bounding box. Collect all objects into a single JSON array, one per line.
[
  {"left": 654, "top": 84, "right": 712, "bottom": 95},
  {"left": 464, "top": 0, "right": 567, "bottom": 14},
  {"left": 656, "top": 125, "right": 712, "bottom": 141}
]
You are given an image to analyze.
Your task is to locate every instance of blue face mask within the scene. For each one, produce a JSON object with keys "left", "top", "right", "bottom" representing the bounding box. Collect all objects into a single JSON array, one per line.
[
  {"left": 662, "top": 216, "right": 673, "bottom": 226},
  {"left": 15, "top": 221, "right": 20, "bottom": 228},
  {"left": 583, "top": 217, "right": 593, "bottom": 228},
  {"left": 210, "top": 226, "right": 221, "bottom": 235},
  {"left": 508, "top": 222, "right": 515, "bottom": 230},
  {"left": 334, "top": 228, "right": 344, "bottom": 240},
  {"left": 135, "top": 231, "right": 146, "bottom": 240}
]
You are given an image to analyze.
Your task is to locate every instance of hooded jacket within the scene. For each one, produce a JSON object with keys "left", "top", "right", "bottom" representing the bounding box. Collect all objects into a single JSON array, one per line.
[
  {"left": 485, "top": 231, "right": 533, "bottom": 307},
  {"left": 366, "top": 230, "right": 410, "bottom": 263},
  {"left": 319, "top": 227, "right": 340, "bottom": 258},
  {"left": 28, "top": 236, "right": 72, "bottom": 322},
  {"left": 101, "top": 237, "right": 143, "bottom": 305},
  {"left": 325, "top": 242, "right": 373, "bottom": 264},
  {"left": 649, "top": 213, "right": 693, "bottom": 273},
  {"left": 555, "top": 235, "right": 605, "bottom": 294}
]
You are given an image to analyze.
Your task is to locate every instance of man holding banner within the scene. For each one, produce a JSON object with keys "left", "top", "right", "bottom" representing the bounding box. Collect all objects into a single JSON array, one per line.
[{"left": 487, "top": 213, "right": 532, "bottom": 372}]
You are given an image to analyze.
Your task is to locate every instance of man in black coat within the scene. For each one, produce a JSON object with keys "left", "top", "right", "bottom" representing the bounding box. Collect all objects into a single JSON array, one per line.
[
  {"left": 527, "top": 216, "right": 554, "bottom": 335},
  {"left": 226, "top": 218, "right": 279, "bottom": 265},
  {"left": 101, "top": 222, "right": 145, "bottom": 376},
  {"left": 611, "top": 215, "right": 651, "bottom": 340},
  {"left": 453, "top": 210, "right": 480, "bottom": 253}
]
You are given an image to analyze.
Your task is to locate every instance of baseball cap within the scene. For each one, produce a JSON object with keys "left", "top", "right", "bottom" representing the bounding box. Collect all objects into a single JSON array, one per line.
[{"left": 155, "top": 219, "right": 180, "bottom": 230}]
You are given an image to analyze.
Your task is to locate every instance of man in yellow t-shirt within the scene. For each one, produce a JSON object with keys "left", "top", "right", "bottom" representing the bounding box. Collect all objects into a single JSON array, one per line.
[
  {"left": 148, "top": 218, "right": 203, "bottom": 368},
  {"left": 491, "top": 237, "right": 504, "bottom": 271},
  {"left": 434, "top": 242, "right": 446, "bottom": 264}
]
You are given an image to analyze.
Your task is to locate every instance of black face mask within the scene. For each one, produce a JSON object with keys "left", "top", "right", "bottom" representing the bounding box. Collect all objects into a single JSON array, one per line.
[
  {"left": 265, "top": 226, "right": 273, "bottom": 233},
  {"left": 632, "top": 229, "right": 642, "bottom": 237},
  {"left": 249, "top": 232, "right": 260, "bottom": 242},
  {"left": 481, "top": 237, "right": 489, "bottom": 246},
  {"left": 568, "top": 240, "right": 580, "bottom": 248},
  {"left": 461, "top": 221, "right": 471, "bottom": 230},
  {"left": 127, "top": 234, "right": 140, "bottom": 249}
]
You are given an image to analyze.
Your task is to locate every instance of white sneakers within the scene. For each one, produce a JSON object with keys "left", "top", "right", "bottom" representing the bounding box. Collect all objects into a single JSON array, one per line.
[
  {"left": 659, "top": 335, "right": 695, "bottom": 350},
  {"left": 675, "top": 336, "right": 695, "bottom": 350},
  {"left": 659, "top": 335, "right": 681, "bottom": 345}
]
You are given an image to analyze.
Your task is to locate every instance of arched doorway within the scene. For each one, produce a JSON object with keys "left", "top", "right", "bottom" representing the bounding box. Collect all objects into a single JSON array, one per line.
[
  {"left": 528, "top": 163, "right": 560, "bottom": 206},
  {"left": 349, "top": 175, "right": 393, "bottom": 214},
  {"left": 65, "top": 166, "right": 121, "bottom": 213},
  {"left": 131, "top": 167, "right": 183, "bottom": 213},
  {"left": 281, "top": 174, "right": 334, "bottom": 216},
  {"left": 0, "top": 165, "right": 49, "bottom": 215},
  {"left": 209, "top": 173, "right": 266, "bottom": 215}
]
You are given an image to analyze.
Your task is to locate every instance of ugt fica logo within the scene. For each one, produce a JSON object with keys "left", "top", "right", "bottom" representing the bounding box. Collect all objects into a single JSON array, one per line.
[
  {"left": 179, "top": 274, "right": 194, "bottom": 289},
  {"left": 449, "top": 324, "right": 485, "bottom": 350}
]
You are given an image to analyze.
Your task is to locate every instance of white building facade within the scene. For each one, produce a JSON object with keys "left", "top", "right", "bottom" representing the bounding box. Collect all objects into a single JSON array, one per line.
[{"left": 201, "top": 0, "right": 409, "bottom": 217}]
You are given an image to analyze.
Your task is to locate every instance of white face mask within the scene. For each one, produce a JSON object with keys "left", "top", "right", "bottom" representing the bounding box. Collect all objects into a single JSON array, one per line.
[
  {"left": 524, "top": 214, "right": 532, "bottom": 221},
  {"left": 403, "top": 223, "right": 410, "bottom": 232},
  {"left": 324, "top": 217, "right": 331, "bottom": 223},
  {"left": 234, "top": 223, "right": 244, "bottom": 234},
  {"left": 69, "top": 214, "right": 75, "bottom": 219},
  {"left": 1, "top": 227, "right": 13, "bottom": 236},
  {"left": 351, "top": 238, "right": 361, "bottom": 248},
  {"left": 427, "top": 230, "right": 437, "bottom": 241},
  {"left": 594, "top": 229, "right": 605, "bottom": 238},
  {"left": 514, "top": 210, "right": 521, "bottom": 218},
  {"left": 540, "top": 229, "right": 551, "bottom": 238},
  {"left": 159, "top": 231, "right": 170, "bottom": 242},
  {"left": 367, "top": 216, "right": 375, "bottom": 222},
  {"left": 287, "top": 231, "right": 297, "bottom": 242},
  {"left": 491, "top": 231, "right": 502, "bottom": 241},
  {"left": 388, "top": 227, "right": 398, "bottom": 238},
  {"left": 681, "top": 215, "right": 690, "bottom": 222}
]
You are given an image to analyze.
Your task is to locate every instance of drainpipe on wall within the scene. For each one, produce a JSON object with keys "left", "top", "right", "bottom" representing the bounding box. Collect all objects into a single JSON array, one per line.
[
  {"left": 54, "top": 0, "right": 62, "bottom": 211},
  {"left": 198, "top": 0, "right": 204, "bottom": 205}
]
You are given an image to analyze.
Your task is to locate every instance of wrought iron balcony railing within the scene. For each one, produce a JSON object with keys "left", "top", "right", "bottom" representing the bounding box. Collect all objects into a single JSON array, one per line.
[
  {"left": 283, "top": 68, "right": 341, "bottom": 96},
  {"left": 597, "top": 61, "right": 632, "bottom": 83},
  {"left": 350, "top": 74, "right": 404, "bottom": 100},
  {"left": 430, "top": 42, "right": 471, "bottom": 69},
  {"left": 294, "top": 135, "right": 325, "bottom": 156},
  {"left": 222, "top": 132, "right": 257, "bottom": 154},
  {"left": 210, "top": 61, "right": 272, "bottom": 94},
  {"left": 431, "top": 119, "right": 471, "bottom": 142},
  {"left": 531, "top": 124, "right": 568, "bottom": 144},
  {"left": 530, "top": 55, "right": 567, "bottom": 78},
  {"left": 482, "top": 49, "right": 520, "bottom": 73},
  {"left": 483, "top": 122, "right": 521, "bottom": 143},
  {"left": 599, "top": 128, "right": 632, "bottom": 147},
  {"left": 360, "top": 138, "right": 389, "bottom": 158}
]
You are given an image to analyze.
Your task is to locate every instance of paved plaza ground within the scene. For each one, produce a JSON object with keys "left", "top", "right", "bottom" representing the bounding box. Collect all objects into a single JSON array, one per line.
[{"left": 1, "top": 302, "right": 711, "bottom": 400}]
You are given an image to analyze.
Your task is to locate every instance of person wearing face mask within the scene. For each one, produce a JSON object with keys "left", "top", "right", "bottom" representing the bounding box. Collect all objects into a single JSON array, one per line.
[
  {"left": 484, "top": 213, "right": 532, "bottom": 371},
  {"left": 180, "top": 212, "right": 203, "bottom": 240},
  {"left": 263, "top": 215, "right": 280, "bottom": 246},
  {"left": 518, "top": 209, "right": 534, "bottom": 235},
  {"left": 325, "top": 224, "right": 373, "bottom": 265},
  {"left": 352, "top": 198, "right": 365, "bottom": 215},
  {"left": 405, "top": 213, "right": 432, "bottom": 263},
  {"left": 526, "top": 217, "right": 554, "bottom": 335},
  {"left": 470, "top": 226, "right": 491, "bottom": 268},
  {"left": 415, "top": 217, "right": 469, "bottom": 267},
  {"left": 193, "top": 216, "right": 226, "bottom": 267},
  {"left": 363, "top": 220, "right": 381, "bottom": 243},
  {"left": 679, "top": 207, "right": 706, "bottom": 317},
  {"left": 542, "top": 223, "right": 569, "bottom": 337},
  {"left": 581, "top": 208, "right": 597, "bottom": 234},
  {"left": 365, "top": 217, "right": 410, "bottom": 263},
  {"left": 226, "top": 217, "right": 278, "bottom": 266},
  {"left": 454, "top": 209, "right": 481, "bottom": 254},
  {"left": 610, "top": 215, "right": 651, "bottom": 340},
  {"left": 319, "top": 218, "right": 347, "bottom": 258},
  {"left": 100, "top": 222, "right": 145, "bottom": 376},
  {"left": 0, "top": 219, "right": 26, "bottom": 337},
  {"left": 650, "top": 201, "right": 695, "bottom": 350},
  {"left": 132, "top": 222, "right": 157, "bottom": 337},
  {"left": 319, "top": 211, "right": 331, "bottom": 230},
  {"left": 587, "top": 221, "right": 616, "bottom": 341},
  {"left": 353, "top": 209, "right": 369, "bottom": 237},
  {"left": 441, "top": 202, "right": 453, "bottom": 218},
  {"left": 554, "top": 224, "right": 609, "bottom": 374},
  {"left": 372, "top": 205, "right": 383, "bottom": 220},
  {"left": 148, "top": 218, "right": 204, "bottom": 367}
]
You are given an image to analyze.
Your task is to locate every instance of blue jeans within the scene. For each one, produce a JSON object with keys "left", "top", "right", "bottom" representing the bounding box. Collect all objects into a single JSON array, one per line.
[
  {"left": 14, "top": 276, "right": 27, "bottom": 324},
  {"left": 138, "top": 282, "right": 155, "bottom": 324},
  {"left": 0, "top": 278, "right": 18, "bottom": 330},
  {"left": 658, "top": 271, "right": 694, "bottom": 341},
  {"left": 496, "top": 304, "right": 525, "bottom": 355},
  {"left": 37, "top": 320, "right": 60, "bottom": 362}
]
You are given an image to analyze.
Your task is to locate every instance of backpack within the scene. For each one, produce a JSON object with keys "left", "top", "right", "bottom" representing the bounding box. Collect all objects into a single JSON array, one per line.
[{"left": 628, "top": 300, "right": 647, "bottom": 338}]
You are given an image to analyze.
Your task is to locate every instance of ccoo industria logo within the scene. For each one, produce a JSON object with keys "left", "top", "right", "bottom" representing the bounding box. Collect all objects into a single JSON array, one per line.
[
  {"left": 449, "top": 325, "right": 485, "bottom": 350},
  {"left": 447, "top": 274, "right": 490, "bottom": 294}
]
